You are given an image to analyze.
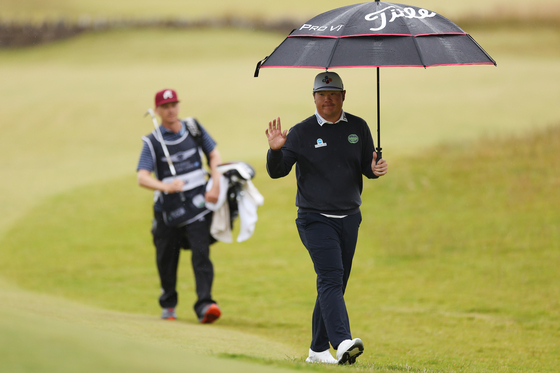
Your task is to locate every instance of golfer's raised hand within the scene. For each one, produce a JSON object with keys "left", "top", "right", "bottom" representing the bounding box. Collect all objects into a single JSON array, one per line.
[
  {"left": 266, "top": 117, "right": 287, "bottom": 150},
  {"left": 372, "top": 152, "right": 388, "bottom": 177}
]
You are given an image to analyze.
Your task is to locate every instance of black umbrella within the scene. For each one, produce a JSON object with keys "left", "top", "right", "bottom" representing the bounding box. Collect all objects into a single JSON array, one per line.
[{"left": 255, "top": 0, "right": 496, "bottom": 159}]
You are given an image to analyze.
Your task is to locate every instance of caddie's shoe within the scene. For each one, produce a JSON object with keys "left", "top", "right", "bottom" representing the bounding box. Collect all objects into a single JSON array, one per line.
[
  {"left": 305, "top": 349, "right": 337, "bottom": 364},
  {"left": 199, "top": 303, "right": 221, "bottom": 324},
  {"left": 161, "top": 308, "right": 177, "bottom": 320},
  {"left": 336, "top": 338, "right": 364, "bottom": 365}
]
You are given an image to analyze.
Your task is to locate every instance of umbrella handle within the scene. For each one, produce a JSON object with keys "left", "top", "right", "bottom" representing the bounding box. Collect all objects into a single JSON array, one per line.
[{"left": 376, "top": 148, "right": 382, "bottom": 164}]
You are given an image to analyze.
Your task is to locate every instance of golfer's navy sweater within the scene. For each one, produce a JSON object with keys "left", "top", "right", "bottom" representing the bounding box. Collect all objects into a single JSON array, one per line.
[{"left": 267, "top": 113, "right": 377, "bottom": 215}]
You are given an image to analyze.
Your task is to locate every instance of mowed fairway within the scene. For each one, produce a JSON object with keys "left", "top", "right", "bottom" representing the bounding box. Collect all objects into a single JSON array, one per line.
[{"left": 1, "top": 4, "right": 560, "bottom": 373}]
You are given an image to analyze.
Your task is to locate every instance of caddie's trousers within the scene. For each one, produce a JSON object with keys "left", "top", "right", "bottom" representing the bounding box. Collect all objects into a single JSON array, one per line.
[
  {"left": 296, "top": 211, "right": 362, "bottom": 352},
  {"left": 152, "top": 210, "right": 216, "bottom": 318}
]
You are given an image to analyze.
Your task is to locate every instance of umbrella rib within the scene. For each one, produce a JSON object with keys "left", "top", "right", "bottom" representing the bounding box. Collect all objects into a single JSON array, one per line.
[
  {"left": 325, "top": 37, "right": 341, "bottom": 70},
  {"left": 467, "top": 34, "right": 498, "bottom": 66},
  {"left": 254, "top": 33, "right": 295, "bottom": 77},
  {"left": 397, "top": 17, "right": 428, "bottom": 68},
  {"left": 411, "top": 36, "right": 427, "bottom": 68},
  {"left": 254, "top": 57, "right": 267, "bottom": 77}
]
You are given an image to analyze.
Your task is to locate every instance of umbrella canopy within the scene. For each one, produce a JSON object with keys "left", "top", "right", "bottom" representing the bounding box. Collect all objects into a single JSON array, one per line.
[
  {"left": 255, "top": 1, "right": 496, "bottom": 70},
  {"left": 254, "top": 1, "right": 496, "bottom": 158}
]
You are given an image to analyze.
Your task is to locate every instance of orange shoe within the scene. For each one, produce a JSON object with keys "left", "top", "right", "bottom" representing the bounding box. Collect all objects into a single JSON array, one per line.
[{"left": 199, "top": 303, "right": 221, "bottom": 324}]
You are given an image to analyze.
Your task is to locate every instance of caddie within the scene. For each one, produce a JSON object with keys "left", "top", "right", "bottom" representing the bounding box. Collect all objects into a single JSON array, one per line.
[{"left": 137, "top": 88, "right": 222, "bottom": 323}]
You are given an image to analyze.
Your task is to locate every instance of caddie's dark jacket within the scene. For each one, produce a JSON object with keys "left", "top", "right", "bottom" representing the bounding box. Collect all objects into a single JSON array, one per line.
[{"left": 266, "top": 112, "right": 377, "bottom": 216}]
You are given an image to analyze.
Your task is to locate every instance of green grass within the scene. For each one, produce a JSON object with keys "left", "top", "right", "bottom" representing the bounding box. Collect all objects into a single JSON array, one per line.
[
  {"left": 1, "top": 12, "right": 560, "bottom": 373},
  {"left": 0, "top": 280, "right": 301, "bottom": 373},
  {"left": 1, "top": 124, "right": 559, "bottom": 371}
]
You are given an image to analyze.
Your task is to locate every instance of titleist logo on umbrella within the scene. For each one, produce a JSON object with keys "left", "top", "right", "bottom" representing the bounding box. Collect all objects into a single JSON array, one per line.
[
  {"left": 298, "top": 5, "right": 437, "bottom": 34},
  {"left": 365, "top": 6, "right": 436, "bottom": 31}
]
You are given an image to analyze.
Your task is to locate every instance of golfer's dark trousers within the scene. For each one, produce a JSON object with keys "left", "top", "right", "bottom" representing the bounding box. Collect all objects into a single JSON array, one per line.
[
  {"left": 152, "top": 211, "right": 216, "bottom": 317},
  {"left": 296, "top": 211, "right": 362, "bottom": 352}
]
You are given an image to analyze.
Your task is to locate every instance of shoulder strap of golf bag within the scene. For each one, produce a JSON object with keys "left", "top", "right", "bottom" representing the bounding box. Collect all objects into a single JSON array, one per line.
[{"left": 183, "top": 117, "right": 210, "bottom": 164}]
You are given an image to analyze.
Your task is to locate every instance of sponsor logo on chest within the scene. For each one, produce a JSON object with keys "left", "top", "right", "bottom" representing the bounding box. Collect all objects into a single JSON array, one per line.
[
  {"left": 314, "top": 134, "right": 360, "bottom": 148},
  {"left": 314, "top": 138, "right": 327, "bottom": 148},
  {"left": 348, "top": 134, "right": 359, "bottom": 144}
]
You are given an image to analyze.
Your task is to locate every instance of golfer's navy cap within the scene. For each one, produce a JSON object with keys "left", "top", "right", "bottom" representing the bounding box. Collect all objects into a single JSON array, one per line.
[
  {"left": 155, "top": 89, "right": 180, "bottom": 107},
  {"left": 313, "top": 72, "right": 344, "bottom": 92}
]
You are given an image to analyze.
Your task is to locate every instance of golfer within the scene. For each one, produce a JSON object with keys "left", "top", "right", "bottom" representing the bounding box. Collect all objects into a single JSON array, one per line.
[
  {"left": 265, "top": 72, "right": 388, "bottom": 364},
  {"left": 137, "top": 88, "right": 222, "bottom": 323}
]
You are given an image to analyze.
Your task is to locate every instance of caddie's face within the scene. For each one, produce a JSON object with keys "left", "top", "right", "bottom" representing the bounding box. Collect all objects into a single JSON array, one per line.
[
  {"left": 314, "top": 90, "right": 346, "bottom": 122},
  {"left": 155, "top": 102, "right": 180, "bottom": 125}
]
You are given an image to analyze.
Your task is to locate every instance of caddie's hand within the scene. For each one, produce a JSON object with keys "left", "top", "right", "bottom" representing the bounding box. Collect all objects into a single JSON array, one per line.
[
  {"left": 205, "top": 180, "right": 220, "bottom": 204},
  {"left": 372, "top": 152, "right": 388, "bottom": 177},
  {"left": 266, "top": 117, "right": 287, "bottom": 150},
  {"left": 165, "top": 179, "right": 185, "bottom": 193}
]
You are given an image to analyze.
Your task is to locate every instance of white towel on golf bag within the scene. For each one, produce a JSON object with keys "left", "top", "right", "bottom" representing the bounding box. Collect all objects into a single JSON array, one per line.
[{"left": 205, "top": 176, "right": 264, "bottom": 243}]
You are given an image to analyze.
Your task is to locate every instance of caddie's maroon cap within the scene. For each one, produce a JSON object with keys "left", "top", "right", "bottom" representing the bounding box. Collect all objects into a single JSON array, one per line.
[{"left": 154, "top": 89, "right": 179, "bottom": 107}]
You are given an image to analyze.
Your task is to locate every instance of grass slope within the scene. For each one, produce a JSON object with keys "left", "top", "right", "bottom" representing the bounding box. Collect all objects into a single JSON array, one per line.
[
  {"left": 1, "top": 124, "right": 559, "bottom": 372},
  {"left": 0, "top": 280, "right": 301, "bottom": 373}
]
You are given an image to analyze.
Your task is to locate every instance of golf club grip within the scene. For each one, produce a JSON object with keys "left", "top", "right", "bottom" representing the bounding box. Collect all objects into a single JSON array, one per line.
[{"left": 376, "top": 148, "right": 383, "bottom": 164}]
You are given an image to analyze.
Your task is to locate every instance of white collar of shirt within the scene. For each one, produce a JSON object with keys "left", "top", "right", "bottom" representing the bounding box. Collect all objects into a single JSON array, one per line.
[{"left": 315, "top": 110, "right": 348, "bottom": 126}]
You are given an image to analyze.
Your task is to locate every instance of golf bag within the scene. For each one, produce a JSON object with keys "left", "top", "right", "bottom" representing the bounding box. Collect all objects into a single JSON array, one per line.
[{"left": 219, "top": 161, "right": 257, "bottom": 229}]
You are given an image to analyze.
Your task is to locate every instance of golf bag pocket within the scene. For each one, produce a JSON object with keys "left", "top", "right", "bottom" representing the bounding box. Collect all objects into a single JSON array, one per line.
[{"left": 161, "top": 185, "right": 208, "bottom": 227}]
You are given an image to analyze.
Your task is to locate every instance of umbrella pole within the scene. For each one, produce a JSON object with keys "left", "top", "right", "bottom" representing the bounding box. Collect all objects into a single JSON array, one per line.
[
  {"left": 375, "top": 0, "right": 382, "bottom": 164},
  {"left": 376, "top": 67, "right": 382, "bottom": 162}
]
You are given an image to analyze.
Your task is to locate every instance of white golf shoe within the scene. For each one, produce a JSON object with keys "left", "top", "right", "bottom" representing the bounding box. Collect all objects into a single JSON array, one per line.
[
  {"left": 336, "top": 338, "right": 364, "bottom": 365},
  {"left": 305, "top": 348, "right": 338, "bottom": 364}
]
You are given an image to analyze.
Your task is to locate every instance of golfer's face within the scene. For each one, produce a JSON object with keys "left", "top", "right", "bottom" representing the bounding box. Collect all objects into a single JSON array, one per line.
[
  {"left": 156, "top": 102, "right": 179, "bottom": 125},
  {"left": 314, "top": 90, "right": 345, "bottom": 122}
]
